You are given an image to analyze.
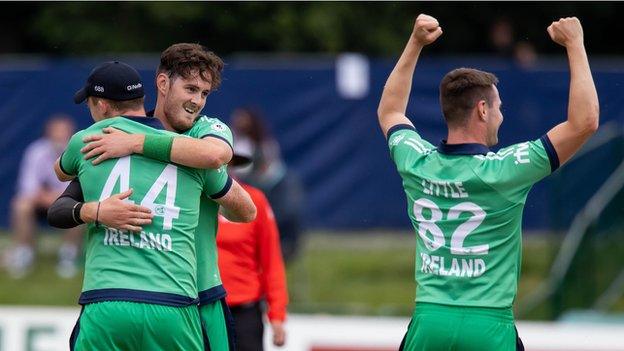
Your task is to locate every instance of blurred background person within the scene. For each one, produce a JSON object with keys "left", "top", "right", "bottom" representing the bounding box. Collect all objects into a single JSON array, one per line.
[
  {"left": 514, "top": 41, "right": 539, "bottom": 69},
  {"left": 218, "top": 145, "right": 289, "bottom": 350},
  {"left": 231, "top": 107, "right": 305, "bottom": 262},
  {"left": 2, "top": 114, "right": 82, "bottom": 278},
  {"left": 488, "top": 17, "right": 515, "bottom": 58}
]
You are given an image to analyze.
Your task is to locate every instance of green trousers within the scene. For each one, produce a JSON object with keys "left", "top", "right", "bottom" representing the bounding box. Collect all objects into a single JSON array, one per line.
[
  {"left": 399, "top": 302, "right": 523, "bottom": 351},
  {"left": 71, "top": 301, "right": 203, "bottom": 351},
  {"left": 199, "top": 298, "right": 237, "bottom": 351}
]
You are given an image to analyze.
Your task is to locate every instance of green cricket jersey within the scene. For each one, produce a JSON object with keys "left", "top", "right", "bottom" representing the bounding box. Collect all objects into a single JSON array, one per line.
[
  {"left": 60, "top": 116, "right": 230, "bottom": 306},
  {"left": 387, "top": 124, "right": 559, "bottom": 308},
  {"left": 184, "top": 116, "right": 234, "bottom": 304}
]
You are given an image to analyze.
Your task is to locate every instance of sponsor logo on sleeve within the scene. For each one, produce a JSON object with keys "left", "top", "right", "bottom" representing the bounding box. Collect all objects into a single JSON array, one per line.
[
  {"left": 514, "top": 142, "right": 530, "bottom": 164},
  {"left": 211, "top": 123, "right": 226, "bottom": 132},
  {"left": 390, "top": 134, "right": 405, "bottom": 146}
]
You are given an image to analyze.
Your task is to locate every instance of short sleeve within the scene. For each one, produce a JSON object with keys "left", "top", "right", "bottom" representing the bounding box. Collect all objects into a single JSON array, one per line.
[
  {"left": 186, "top": 116, "right": 233, "bottom": 149},
  {"left": 59, "top": 132, "right": 85, "bottom": 177},
  {"left": 387, "top": 124, "right": 435, "bottom": 172},
  {"left": 483, "top": 135, "right": 558, "bottom": 196},
  {"left": 202, "top": 165, "right": 232, "bottom": 200}
]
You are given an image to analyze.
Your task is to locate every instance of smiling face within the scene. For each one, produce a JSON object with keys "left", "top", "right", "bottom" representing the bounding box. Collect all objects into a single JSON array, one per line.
[
  {"left": 155, "top": 43, "right": 224, "bottom": 133},
  {"left": 159, "top": 70, "right": 212, "bottom": 132}
]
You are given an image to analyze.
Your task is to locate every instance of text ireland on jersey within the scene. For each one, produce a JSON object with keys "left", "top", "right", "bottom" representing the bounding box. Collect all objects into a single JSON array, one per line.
[{"left": 103, "top": 226, "right": 173, "bottom": 252}]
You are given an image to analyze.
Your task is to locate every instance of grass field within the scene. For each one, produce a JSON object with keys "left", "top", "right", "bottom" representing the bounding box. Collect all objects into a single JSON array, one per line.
[{"left": 0, "top": 229, "right": 566, "bottom": 319}]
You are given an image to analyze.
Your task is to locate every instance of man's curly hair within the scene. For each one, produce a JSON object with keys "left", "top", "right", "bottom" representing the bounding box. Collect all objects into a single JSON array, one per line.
[{"left": 158, "top": 43, "right": 224, "bottom": 90}]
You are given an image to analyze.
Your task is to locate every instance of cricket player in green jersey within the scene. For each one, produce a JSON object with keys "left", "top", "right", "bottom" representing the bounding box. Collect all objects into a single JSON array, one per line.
[
  {"left": 378, "top": 15, "right": 599, "bottom": 350},
  {"left": 53, "top": 61, "right": 255, "bottom": 350},
  {"left": 51, "top": 44, "right": 255, "bottom": 350},
  {"left": 81, "top": 44, "right": 249, "bottom": 351}
]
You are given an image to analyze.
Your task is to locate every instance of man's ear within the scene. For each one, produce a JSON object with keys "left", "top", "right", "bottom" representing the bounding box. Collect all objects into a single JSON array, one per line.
[
  {"left": 97, "top": 99, "right": 110, "bottom": 117},
  {"left": 477, "top": 100, "right": 488, "bottom": 121},
  {"left": 156, "top": 73, "right": 169, "bottom": 95}
]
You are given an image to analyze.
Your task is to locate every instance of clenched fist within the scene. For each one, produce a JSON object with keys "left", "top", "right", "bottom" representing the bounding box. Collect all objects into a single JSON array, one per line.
[
  {"left": 412, "top": 14, "right": 443, "bottom": 46},
  {"left": 547, "top": 17, "right": 583, "bottom": 47}
]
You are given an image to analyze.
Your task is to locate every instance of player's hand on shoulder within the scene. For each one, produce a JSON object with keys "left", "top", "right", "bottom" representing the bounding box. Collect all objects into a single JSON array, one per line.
[
  {"left": 81, "top": 127, "right": 144, "bottom": 165},
  {"left": 96, "top": 189, "right": 153, "bottom": 232},
  {"left": 547, "top": 17, "right": 583, "bottom": 47},
  {"left": 412, "top": 14, "right": 443, "bottom": 46}
]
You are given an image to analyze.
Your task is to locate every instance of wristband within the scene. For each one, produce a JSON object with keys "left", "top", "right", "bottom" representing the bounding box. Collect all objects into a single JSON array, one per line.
[
  {"left": 72, "top": 202, "right": 85, "bottom": 225},
  {"left": 143, "top": 134, "right": 174, "bottom": 163}
]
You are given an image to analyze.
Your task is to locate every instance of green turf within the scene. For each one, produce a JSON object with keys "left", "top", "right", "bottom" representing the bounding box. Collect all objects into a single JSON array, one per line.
[{"left": 0, "top": 233, "right": 82, "bottom": 305}]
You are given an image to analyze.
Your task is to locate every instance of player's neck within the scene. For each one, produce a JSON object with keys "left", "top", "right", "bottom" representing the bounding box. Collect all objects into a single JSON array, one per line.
[
  {"left": 446, "top": 129, "right": 487, "bottom": 145},
  {"left": 118, "top": 107, "right": 146, "bottom": 117}
]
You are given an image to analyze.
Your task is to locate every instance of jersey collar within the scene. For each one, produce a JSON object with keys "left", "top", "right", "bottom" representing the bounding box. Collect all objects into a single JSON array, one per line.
[
  {"left": 122, "top": 115, "right": 165, "bottom": 130},
  {"left": 437, "top": 140, "right": 490, "bottom": 155}
]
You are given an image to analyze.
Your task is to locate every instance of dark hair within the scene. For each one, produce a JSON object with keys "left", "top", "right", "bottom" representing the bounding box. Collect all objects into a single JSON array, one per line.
[
  {"left": 158, "top": 43, "right": 224, "bottom": 90},
  {"left": 439, "top": 68, "right": 499, "bottom": 127}
]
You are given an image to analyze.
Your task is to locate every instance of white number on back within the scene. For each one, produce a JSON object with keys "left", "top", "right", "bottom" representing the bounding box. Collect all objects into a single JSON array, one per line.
[
  {"left": 100, "top": 156, "right": 133, "bottom": 203},
  {"left": 413, "top": 199, "right": 488, "bottom": 255},
  {"left": 140, "top": 164, "right": 179, "bottom": 230},
  {"left": 99, "top": 156, "right": 180, "bottom": 230},
  {"left": 413, "top": 198, "right": 445, "bottom": 251}
]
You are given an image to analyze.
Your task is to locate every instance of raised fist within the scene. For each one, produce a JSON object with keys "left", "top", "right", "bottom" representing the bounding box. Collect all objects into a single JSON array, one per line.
[
  {"left": 412, "top": 14, "right": 443, "bottom": 46},
  {"left": 547, "top": 17, "right": 583, "bottom": 47}
]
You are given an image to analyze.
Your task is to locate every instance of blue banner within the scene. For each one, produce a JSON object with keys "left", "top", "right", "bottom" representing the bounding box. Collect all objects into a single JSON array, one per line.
[{"left": 0, "top": 56, "right": 622, "bottom": 230}]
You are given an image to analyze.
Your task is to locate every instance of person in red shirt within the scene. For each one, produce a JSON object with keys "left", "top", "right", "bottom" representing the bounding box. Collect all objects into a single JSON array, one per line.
[{"left": 218, "top": 149, "right": 289, "bottom": 350}]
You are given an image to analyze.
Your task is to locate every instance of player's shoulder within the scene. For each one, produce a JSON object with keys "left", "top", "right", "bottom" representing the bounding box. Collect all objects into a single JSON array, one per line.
[
  {"left": 388, "top": 128, "right": 435, "bottom": 155},
  {"left": 472, "top": 139, "right": 544, "bottom": 163},
  {"left": 66, "top": 127, "right": 91, "bottom": 145},
  {"left": 102, "top": 117, "right": 174, "bottom": 139},
  {"left": 79, "top": 117, "right": 124, "bottom": 135},
  {"left": 185, "top": 115, "right": 230, "bottom": 137},
  {"left": 193, "top": 115, "right": 229, "bottom": 129}
]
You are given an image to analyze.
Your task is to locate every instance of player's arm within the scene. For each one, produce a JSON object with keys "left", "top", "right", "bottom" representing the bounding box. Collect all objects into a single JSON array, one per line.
[
  {"left": 54, "top": 158, "right": 75, "bottom": 182},
  {"left": 545, "top": 17, "right": 600, "bottom": 166},
  {"left": 47, "top": 178, "right": 153, "bottom": 231},
  {"left": 377, "top": 14, "right": 442, "bottom": 138},
  {"left": 170, "top": 135, "right": 232, "bottom": 169},
  {"left": 81, "top": 127, "right": 232, "bottom": 169},
  {"left": 214, "top": 179, "right": 257, "bottom": 223},
  {"left": 55, "top": 132, "right": 84, "bottom": 182}
]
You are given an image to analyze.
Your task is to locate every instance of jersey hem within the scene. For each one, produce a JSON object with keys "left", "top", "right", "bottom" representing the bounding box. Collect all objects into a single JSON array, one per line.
[
  {"left": 198, "top": 285, "right": 227, "bottom": 305},
  {"left": 413, "top": 301, "right": 514, "bottom": 321},
  {"left": 79, "top": 288, "right": 199, "bottom": 307},
  {"left": 414, "top": 299, "right": 513, "bottom": 311}
]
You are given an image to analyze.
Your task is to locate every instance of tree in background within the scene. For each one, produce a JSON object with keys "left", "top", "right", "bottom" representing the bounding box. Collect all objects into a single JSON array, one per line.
[{"left": 1, "top": 2, "right": 622, "bottom": 56}]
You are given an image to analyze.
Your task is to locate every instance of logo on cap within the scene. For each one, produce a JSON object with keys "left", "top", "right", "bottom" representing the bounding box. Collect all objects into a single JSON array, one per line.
[{"left": 127, "top": 83, "right": 142, "bottom": 91}]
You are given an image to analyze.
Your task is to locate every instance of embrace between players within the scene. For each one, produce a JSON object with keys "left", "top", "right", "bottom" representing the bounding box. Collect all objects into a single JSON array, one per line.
[{"left": 49, "top": 13, "right": 598, "bottom": 351}]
